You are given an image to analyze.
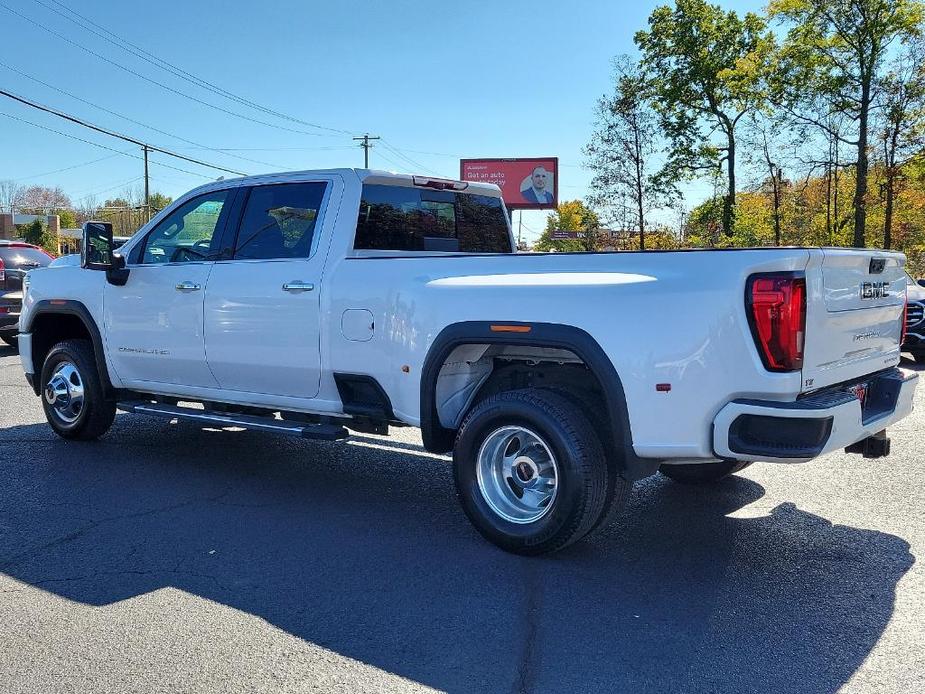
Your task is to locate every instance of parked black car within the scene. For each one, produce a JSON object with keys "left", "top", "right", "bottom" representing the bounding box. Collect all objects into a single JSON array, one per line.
[
  {"left": 0, "top": 240, "right": 54, "bottom": 349},
  {"left": 904, "top": 272, "right": 925, "bottom": 364}
]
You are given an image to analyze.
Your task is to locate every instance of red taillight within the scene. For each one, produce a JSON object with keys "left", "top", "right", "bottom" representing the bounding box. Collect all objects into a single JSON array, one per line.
[
  {"left": 0, "top": 257, "right": 5, "bottom": 284},
  {"left": 747, "top": 273, "right": 806, "bottom": 372}
]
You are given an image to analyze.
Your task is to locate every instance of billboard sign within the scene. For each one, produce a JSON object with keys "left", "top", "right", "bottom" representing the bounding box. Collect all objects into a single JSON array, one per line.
[{"left": 460, "top": 157, "right": 558, "bottom": 210}]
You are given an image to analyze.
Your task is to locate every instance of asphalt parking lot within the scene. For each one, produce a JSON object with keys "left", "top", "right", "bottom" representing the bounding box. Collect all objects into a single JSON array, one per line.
[{"left": 1, "top": 345, "right": 923, "bottom": 694}]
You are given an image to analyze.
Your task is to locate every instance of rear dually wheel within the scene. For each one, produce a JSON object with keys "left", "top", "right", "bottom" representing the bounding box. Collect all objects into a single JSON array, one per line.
[{"left": 453, "top": 388, "right": 610, "bottom": 555}]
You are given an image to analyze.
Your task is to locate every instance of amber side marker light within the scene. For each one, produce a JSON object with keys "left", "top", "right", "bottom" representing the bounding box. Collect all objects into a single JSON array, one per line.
[
  {"left": 490, "top": 324, "right": 532, "bottom": 333},
  {"left": 49, "top": 299, "right": 68, "bottom": 305}
]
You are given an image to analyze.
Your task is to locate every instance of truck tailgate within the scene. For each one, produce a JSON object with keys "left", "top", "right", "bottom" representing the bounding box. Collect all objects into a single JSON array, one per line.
[{"left": 802, "top": 249, "right": 907, "bottom": 392}]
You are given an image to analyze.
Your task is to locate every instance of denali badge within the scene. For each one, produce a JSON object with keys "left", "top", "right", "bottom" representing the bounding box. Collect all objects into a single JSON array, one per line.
[{"left": 860, "top": 281, "right": 889, "bottom": 299}]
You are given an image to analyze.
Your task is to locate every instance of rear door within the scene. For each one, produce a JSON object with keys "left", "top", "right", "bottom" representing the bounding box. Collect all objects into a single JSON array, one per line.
[
  {"left": 801, "top": 249, "right": 907, "bottom": 391},
  {"left": 203, "top": 178, "right": 338, "bottom": 399}
]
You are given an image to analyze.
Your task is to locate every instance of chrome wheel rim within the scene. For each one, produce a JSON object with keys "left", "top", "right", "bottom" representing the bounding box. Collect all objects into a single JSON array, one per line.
[
  {"left": 44, "top": 361, "right": 85, "bottom": 424},
  {"left": 476, "top": 425, "right": 559, "bottom": 524}
]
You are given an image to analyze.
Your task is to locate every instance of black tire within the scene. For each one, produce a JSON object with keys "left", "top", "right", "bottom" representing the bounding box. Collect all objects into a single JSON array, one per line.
[
  {"left": 538, "top": 386, "right": 632, "bottom": 533},
  {"left": 659, "top": 460, "right": 753, "bottom": 484},
  {"left": 40, "top": 339, "right": 116, "bottom": 441},
  {"left": 453, "top": 388, "right": 609, "bottom": 555},
  {"left": 1, "top": 334, "right": 17, "bottom": 349},
  {"left": 915, "top": 354, "right": 925, "bottom": 365}
]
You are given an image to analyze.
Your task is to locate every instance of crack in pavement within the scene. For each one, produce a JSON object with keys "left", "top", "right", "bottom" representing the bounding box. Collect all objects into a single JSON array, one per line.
[
  {"left": 512, "top": 559, "right": 541, "bottom": 694},
  {"left": 0, "top": 489, "right": 234, "bottom": 572}
]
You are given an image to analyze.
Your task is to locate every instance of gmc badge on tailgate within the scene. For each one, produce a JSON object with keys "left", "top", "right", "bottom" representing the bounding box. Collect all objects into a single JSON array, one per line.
[{"left": 861, "top": 281, "right": 889, "bottom": 299}]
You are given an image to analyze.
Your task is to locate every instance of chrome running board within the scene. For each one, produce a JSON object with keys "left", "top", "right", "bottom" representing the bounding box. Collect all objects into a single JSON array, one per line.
[{"left": 117, "top": 400, "right": 349, "bottom": 441}]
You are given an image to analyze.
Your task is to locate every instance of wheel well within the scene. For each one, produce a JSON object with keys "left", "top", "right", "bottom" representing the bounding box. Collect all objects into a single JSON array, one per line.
[
  {"left": 424, "top": 339, "right": 620, "bottom": 461},
  {"left": 28, "top": 309, "right": 111, "bottom": 396},
  {"left": 433, "top": 343, "right": 603, "bottom": 432},
  {"left": 420, "top": 321, "right": 651, "bottom": 479}
]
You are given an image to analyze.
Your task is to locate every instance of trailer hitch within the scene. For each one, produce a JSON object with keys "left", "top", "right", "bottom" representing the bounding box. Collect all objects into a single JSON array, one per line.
[{"left": 845, "top": 430, "right": 891, "bottom": 459}]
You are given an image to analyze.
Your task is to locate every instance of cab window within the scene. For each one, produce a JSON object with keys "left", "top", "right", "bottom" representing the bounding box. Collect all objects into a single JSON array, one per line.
[
  {"left": 355, "top": 184, "right": 513, "bottom": 253},
  {"left": 140, "top": 190, "right": 230, "bottom": 264},
  {"left": 233, "top": 182, "right": 327, "bottom": 260}
]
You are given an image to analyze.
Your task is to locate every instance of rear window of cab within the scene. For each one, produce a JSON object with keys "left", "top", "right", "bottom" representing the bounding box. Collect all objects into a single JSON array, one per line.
[
  {"left": 355, "top": 184, "right": 513, "bottom": 254},
  {"left": 0, "top": 246, "right": 52, "bottom": 267}
]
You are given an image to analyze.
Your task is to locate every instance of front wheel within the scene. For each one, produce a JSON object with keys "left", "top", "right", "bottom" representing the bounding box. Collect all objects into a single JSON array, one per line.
[
  {"left": 659, "top": 460, "right": 752, "bottom": 484},
  {"left": 453, "top": 389, "right": 610, "bottom": 555},
  {"left": 40, "top": 339, "right": 116, "bottom": 440},
  {"left": 915, "top": 354, "right": 925, "bottom": 365}
]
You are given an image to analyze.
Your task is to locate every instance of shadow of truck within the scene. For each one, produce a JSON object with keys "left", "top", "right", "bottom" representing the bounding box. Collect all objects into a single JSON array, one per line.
[{"left": 0, "top": 415, "right": 914, "bottom": 694}]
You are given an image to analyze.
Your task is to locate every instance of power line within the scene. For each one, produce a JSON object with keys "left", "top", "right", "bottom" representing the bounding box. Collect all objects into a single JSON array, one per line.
[
  {"left": 0, "top": 60, "right": 285, "bottom": 171},
  {"left": 0, "top": 1, "right": 347, "bottom": 140},
  {"left": 71, "top": 175, "right": 144, "bottom": 199},
  {"left": 379, "top": 140, "right": 442, "bottom": 176},
  {"left": 371, "top": 143, "right": 585, "bottom": 170},
  {"left": 35, "top": 0, "right": 356, "bottom": 136},
  {"left": 0, "top": 89, "right": 247, "bottom": 175},
  {"left": 374, "top": 149, "right": 410, "bottom": 172},
  {"left": 178, "top": 146, "right": 357, "bottom": 152},
  {"left": 0, "top": 110, "right": 217, "bottom": 180},
  {"left": 12, "top": 152, "right": 123, "bottom": 181}
]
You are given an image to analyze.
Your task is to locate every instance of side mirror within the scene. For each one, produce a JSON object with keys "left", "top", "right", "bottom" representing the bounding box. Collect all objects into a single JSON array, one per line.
[
  {"left": 82, "top": 221, "right": 114, "bottom": 270},
  {"left": 81, "top": 221, "right": 129, "bottom": 285}
]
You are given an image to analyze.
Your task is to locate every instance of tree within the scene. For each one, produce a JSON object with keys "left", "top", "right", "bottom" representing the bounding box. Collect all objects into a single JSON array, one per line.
[
  {"left": 635, "top": 0, "right": 775, "bottom": 236},
  {"left": 58, "top": 209, "right": 77, "bottom": 229},
  {"left": 741, "top": 111, "right": 800, "bottom": 246},
  {"left": 876, "top": 41, "right": 925, "bottom": 248},
  {"left": 20, "top": 219, "right": 58, "bottom": 254},
  {"left": 19, "top": 185, "right": 71, "bottom": 213},
  {"left": 75, "top": 196, "right": 100, "bottom": 225},
  {"left": 99, "top": 194, "right": 150, "bottom": 237},
  {"left": 585, "top": 56, "right": 677, "bottom": 250},
  {"left": 147, "top": 192, "right": 172, "bottom": 213},
  {"left": 0, "top": 180, "right": 24, "bottom": 214},
  {"left": 534, "top": 200, "right": 602, "bottom": 252},
  {"left": 770, "top": 0, "right": 925, "bottom": 247}
]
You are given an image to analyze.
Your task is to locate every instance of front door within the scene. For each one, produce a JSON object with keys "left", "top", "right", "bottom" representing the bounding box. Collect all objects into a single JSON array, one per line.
[
  {"left": 104, "top": 189, "right": 235, "bottom": 388},
  {"left": 203, "top": 180, "right": 332, "bottom": 399}
]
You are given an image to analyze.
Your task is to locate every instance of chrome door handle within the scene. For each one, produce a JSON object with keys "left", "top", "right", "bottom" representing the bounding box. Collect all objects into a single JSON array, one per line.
[
  {"left": 175, "top": 281, "right": 201, "bottom": 292},
  {"left": 282, "top": 281, "right": 314, "bottom": 293}
]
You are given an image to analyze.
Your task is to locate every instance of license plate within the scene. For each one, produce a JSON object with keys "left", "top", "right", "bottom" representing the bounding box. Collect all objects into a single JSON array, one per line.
[{"left": 848, "top": 382, "right": 869, "bottom": 405}]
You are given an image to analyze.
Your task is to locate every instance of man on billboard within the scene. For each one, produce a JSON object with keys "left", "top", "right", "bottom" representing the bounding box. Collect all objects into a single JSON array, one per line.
[{"left": 521, "top": 166, "right": 554, "bottom": 204}]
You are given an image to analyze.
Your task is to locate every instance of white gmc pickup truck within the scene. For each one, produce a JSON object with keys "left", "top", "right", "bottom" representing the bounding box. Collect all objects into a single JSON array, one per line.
[{"left": 17, "top": 169, "right": 918, "bottom": 554}]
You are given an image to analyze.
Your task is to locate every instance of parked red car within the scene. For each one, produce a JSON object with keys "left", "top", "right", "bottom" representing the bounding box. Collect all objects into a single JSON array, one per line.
[{"left": 0, "top": 240, "right": 54, "bottom": 350}]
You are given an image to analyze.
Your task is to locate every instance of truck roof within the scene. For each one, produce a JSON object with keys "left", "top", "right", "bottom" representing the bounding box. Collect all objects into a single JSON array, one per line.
[{"left": 181, "top": 168, "right": 502, "bottom": 199}]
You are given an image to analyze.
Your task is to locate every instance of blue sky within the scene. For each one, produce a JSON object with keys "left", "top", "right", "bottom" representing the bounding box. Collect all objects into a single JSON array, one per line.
[{"left": 0, "top": 0, "right": 765, "bottom": 241}]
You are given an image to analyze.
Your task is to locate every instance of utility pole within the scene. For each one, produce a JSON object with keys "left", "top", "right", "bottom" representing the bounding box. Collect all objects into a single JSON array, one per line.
[
  {"left": 353, "top": 133, "right": 380, "bottom": 168},
  {"left": 143, "top": 144, "right": 150, "bottom": 222},
  {"left": 517, "top": 210, "right": 523, "bottom": 248}
]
